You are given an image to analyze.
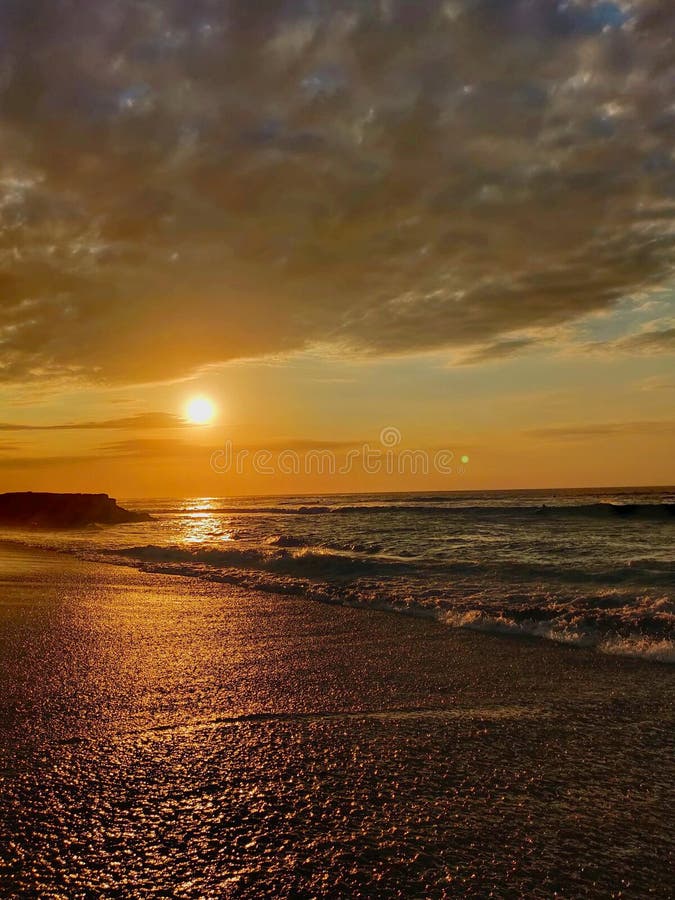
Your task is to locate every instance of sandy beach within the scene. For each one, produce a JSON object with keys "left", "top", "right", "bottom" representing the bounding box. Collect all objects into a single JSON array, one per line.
[{"left": 0, "top": 543, "right": 673, "bottom": 897}]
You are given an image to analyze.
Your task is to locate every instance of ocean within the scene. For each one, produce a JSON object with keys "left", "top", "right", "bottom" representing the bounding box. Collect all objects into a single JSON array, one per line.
[{"left": 5, "top": 487, "right": 674, "bottom": 663}]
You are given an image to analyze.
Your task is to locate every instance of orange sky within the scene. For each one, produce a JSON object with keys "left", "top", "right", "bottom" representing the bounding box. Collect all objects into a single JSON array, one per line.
[
  {"left": 1, "top": 347, "right": 673, "bottom": 496},
  {"left": 0, "top": 1, "right": 673, "bottom": 496}
]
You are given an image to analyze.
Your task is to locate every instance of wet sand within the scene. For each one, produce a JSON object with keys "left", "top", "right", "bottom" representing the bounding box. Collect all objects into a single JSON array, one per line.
[{"left": 0, "top": 545, "right": 673, "bottom": 897}]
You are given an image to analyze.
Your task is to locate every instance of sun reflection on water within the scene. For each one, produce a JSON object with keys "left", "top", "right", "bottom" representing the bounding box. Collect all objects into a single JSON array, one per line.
[{"left": 181, "top": 502, "right": 234, "bottom": 545}]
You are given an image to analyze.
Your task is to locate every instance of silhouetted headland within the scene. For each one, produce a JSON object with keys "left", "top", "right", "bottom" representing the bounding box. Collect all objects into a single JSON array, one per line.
[{"left": 0, "top": 493, "right": 152, "bottom": 528}]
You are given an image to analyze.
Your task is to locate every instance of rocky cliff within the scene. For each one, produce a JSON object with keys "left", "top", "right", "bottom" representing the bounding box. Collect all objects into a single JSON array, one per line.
[{"left": 0, "top": 493, "right": 152, "bottom": 528}]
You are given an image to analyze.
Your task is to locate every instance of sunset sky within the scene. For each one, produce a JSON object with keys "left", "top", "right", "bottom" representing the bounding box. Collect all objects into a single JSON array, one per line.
[{"left": 1, "top": 0, "right": 673, "bottom": 496}]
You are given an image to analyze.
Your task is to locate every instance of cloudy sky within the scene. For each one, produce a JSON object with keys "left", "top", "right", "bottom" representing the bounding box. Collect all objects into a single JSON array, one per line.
[{"left": 1, "top": 0, "right": 673, "bottom": 494}]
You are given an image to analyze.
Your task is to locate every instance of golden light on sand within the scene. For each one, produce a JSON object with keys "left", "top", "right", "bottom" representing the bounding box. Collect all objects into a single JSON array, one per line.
[{"left": 185, "top": 396, "right": 217, "bottom": 425}]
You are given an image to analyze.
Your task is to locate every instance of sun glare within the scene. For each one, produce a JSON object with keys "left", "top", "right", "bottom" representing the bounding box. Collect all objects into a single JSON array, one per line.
[{"left": 185, "top": 396, "right": 217, "bottom": 425}]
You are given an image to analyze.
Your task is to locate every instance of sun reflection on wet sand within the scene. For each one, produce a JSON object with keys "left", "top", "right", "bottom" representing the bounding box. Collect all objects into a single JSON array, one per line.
[{"left": 1, "top": 545, "right": 673, "bottom": 897}]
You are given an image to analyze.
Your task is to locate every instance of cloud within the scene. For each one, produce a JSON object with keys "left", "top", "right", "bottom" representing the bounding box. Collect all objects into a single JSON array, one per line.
[
  {"left": 100, "top": 438, "right": 207, "bottom": 458},
  {"left": 526, "top": 420, "right": 675, "bottom": 440},
  {"left": 585, "top": 321, "right": 675, "bottom": 355},
  {"left": 454, "top": 337, "right": 540, "bottom": 365},
  {"left": 0, "top": 437, "right": 202, "bottom": 467},
  {"left": 636, "top": 375, "right": 675, "bottom": 391},
  {"left": 0, "top": 454, "right": 95, "bottom": 468},
  {"left": 0, "top": 412, "right": 187, "bottom": 431},
  {"left": 0, "top": 435, "right": 365, "bottom": 467},
  {"left": 100, "top": 436, "right": 359, "bottom": 459},
  {"left": 614, "top": 325, "right": 675, "bottom": 353},
  {"left": 0, "top": 1, "right": 673, "bottom": 383}
]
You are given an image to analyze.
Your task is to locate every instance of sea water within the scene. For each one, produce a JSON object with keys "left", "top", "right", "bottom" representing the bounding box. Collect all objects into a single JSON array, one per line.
[{"left": 4, "top": 487, "right": 673, "bottom": 662}]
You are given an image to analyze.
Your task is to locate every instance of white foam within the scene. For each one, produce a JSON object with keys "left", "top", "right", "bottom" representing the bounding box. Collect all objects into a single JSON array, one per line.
[
  {"left": 440, "top": 608, "right": 675, "bottom": 662},
  {"left": 441, "top": 609, "right": 597, "bottom": 647},
  {"left": 600, "top": 637, "right": 675, "bottom": 664}
]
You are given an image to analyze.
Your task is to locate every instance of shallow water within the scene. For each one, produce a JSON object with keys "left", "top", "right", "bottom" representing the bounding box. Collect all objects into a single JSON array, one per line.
[{"left": 1, "top": 548, "right": 673, "bottom": 897}]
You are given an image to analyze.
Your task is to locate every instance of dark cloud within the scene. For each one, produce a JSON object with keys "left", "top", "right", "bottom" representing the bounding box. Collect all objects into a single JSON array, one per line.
[
  {"left": 0, "top": 413, "right": 187, "bottom": 430},
  {"left": 0, "top": 0, "right": 674, "bottom": 383},
  {"left": 526, "top": 420, "right": 675, "bottom": 440}
]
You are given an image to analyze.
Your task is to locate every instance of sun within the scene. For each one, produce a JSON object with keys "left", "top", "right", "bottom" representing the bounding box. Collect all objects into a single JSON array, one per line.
[{"left": 185, "top": 396, "right": 217, "bottom": 425}]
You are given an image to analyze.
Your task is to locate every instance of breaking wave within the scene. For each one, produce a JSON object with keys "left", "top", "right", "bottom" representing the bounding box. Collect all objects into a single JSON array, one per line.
[
  {"left": 106, "top": 543, "right": 416, "bottom": 580},
  {"left": 83, "top": 543, "right": 675, "bottom": 664},
  {"left": 441, "top": 606, "right": 675, "bottom": 663},
  {"left": 97, "top": 543, "right": 675, "bottom": 589}
]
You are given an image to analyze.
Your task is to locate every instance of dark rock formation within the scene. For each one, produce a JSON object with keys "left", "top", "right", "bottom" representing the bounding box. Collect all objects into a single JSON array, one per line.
[{"left": 0, "top": 493, "right": 152, "bottom": 528}]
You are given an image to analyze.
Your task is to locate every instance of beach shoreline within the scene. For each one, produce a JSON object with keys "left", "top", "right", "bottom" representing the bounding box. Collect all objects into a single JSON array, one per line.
[
  {"left": 1, "top": 544, "right": 673, "bottom": 896},
  {"left": 2, "top": 531, "right": 673, "bottom": 665}
]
